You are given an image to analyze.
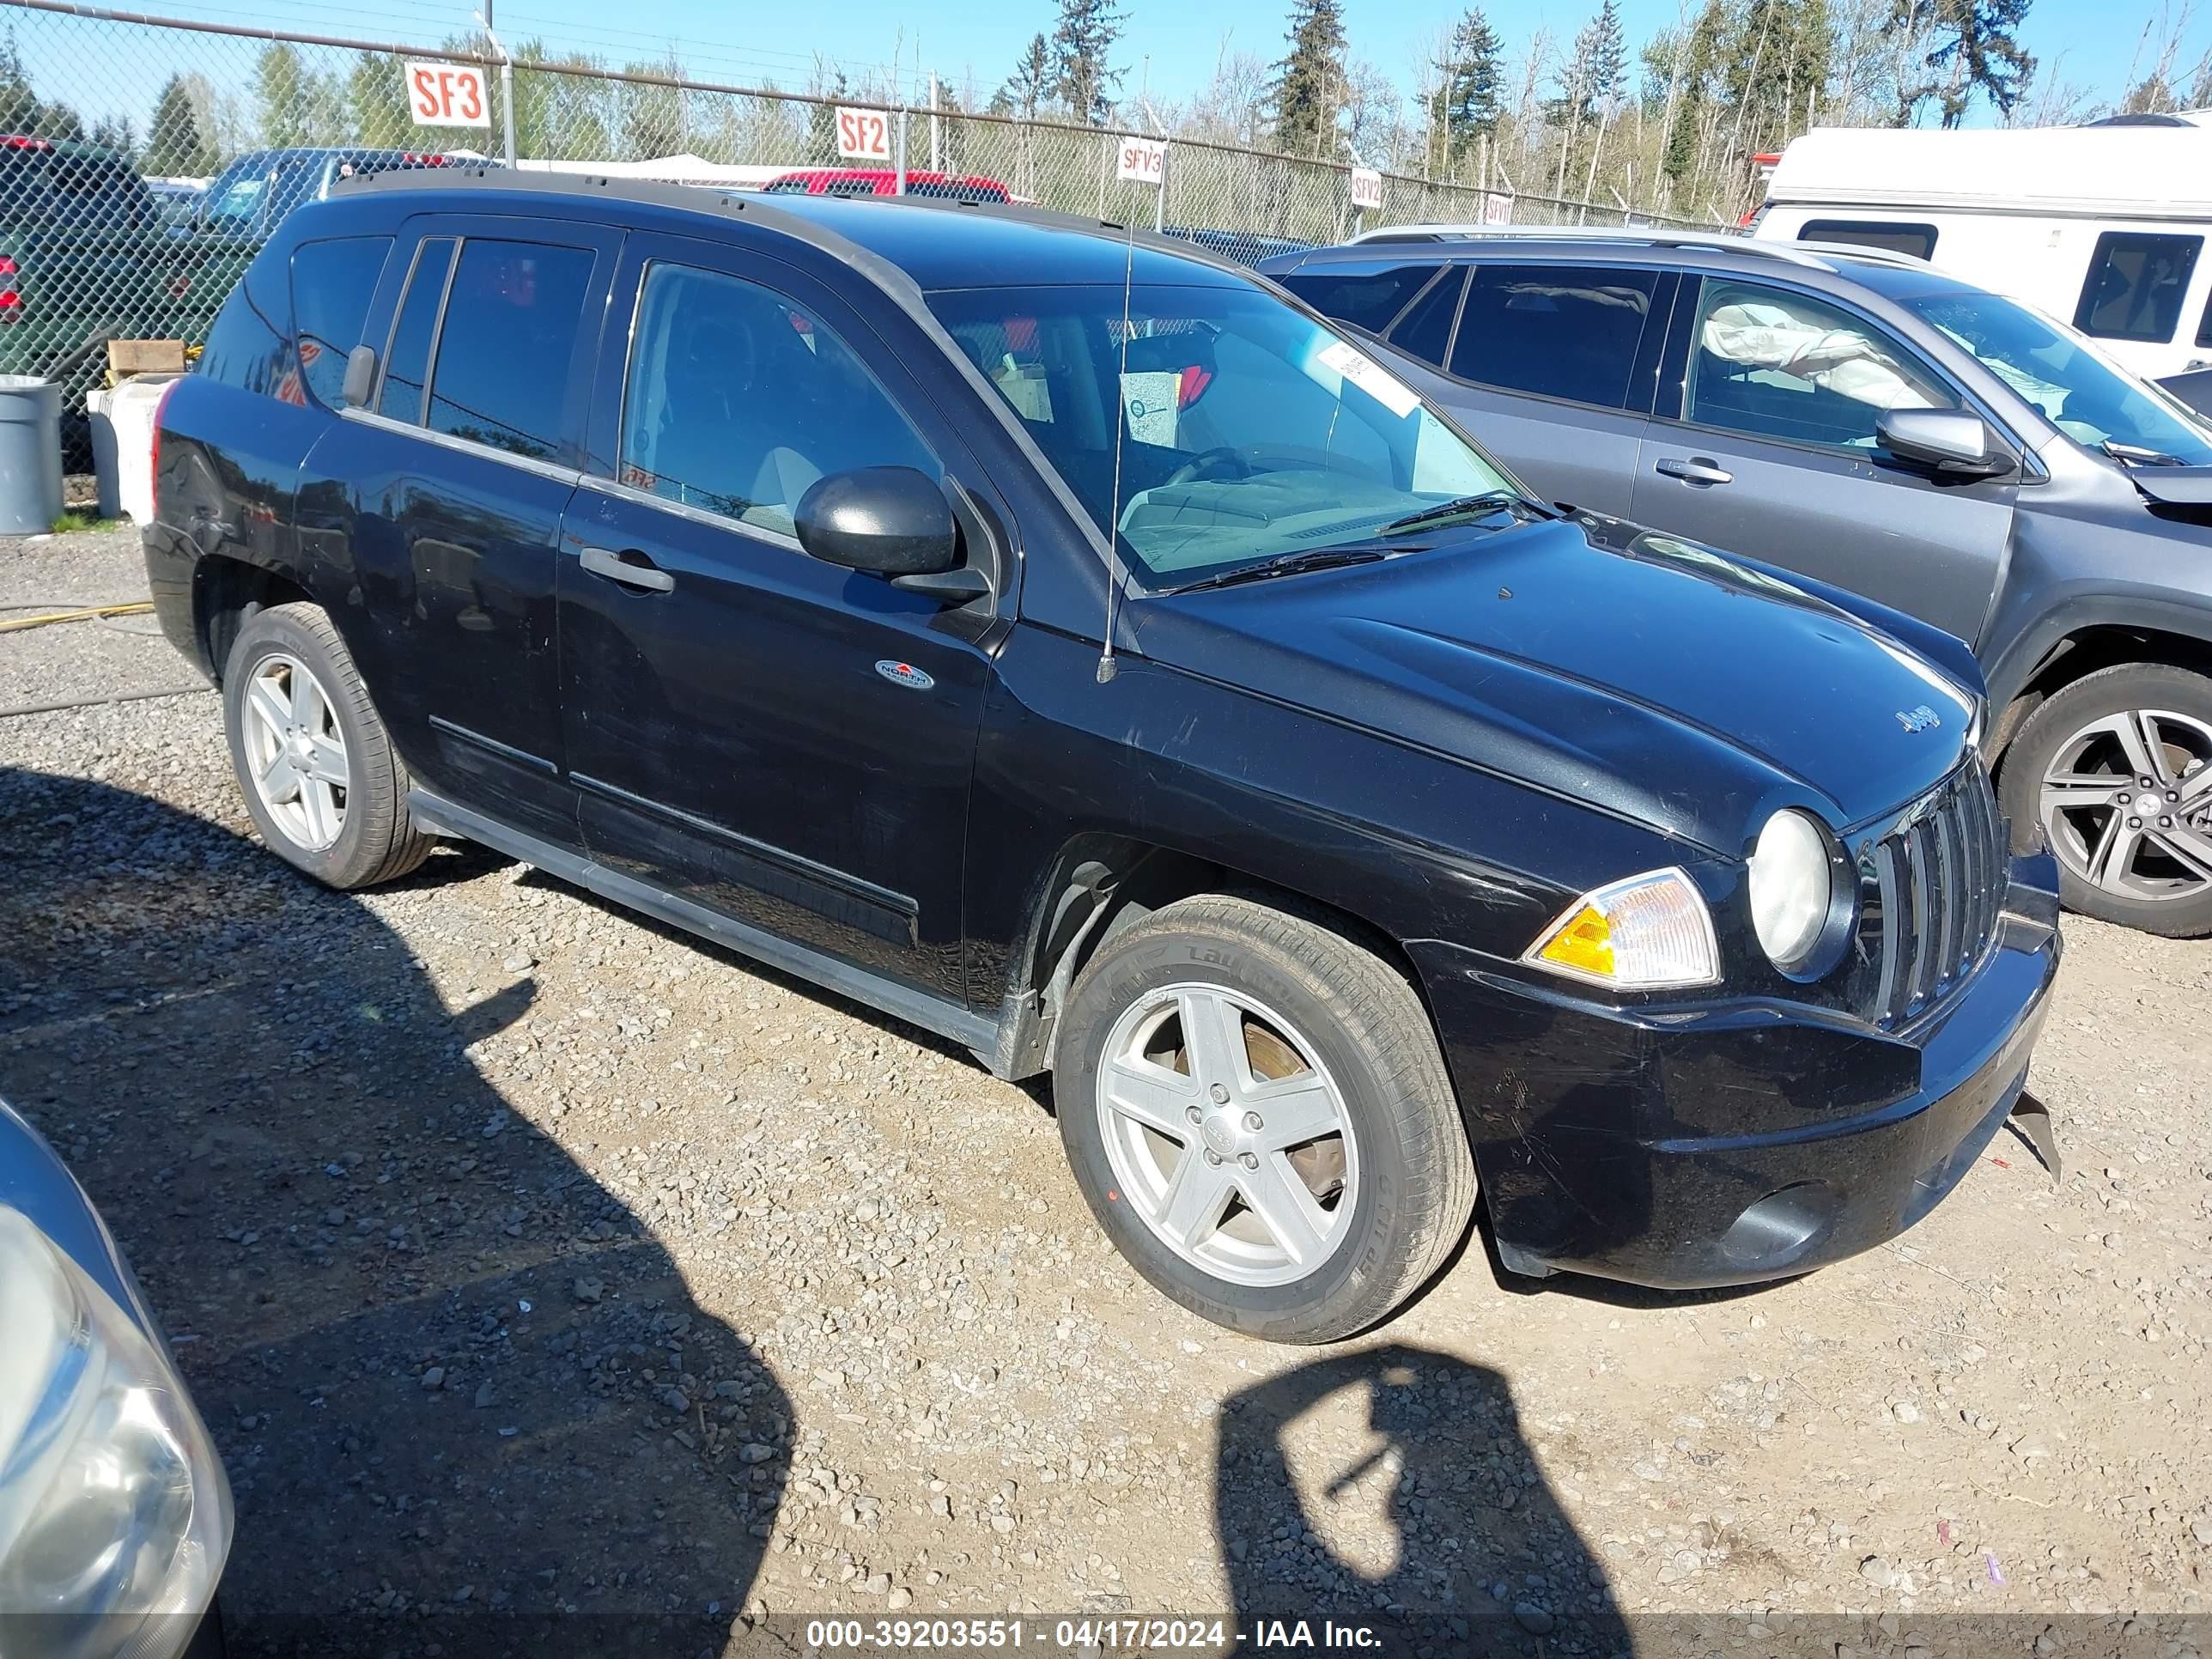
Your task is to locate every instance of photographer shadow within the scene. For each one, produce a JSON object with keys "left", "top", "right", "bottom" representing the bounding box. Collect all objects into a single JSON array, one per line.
[
  {"left": 0, "top": 763, "right": 789, "bottom": 1656},
  {"left": 1218, "top": 1343, "right": 1632, "bottom": 1657}
]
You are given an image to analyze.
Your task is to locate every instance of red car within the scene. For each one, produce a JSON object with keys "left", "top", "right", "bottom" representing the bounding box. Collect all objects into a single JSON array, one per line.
[{"left": 763, "top": 167, "right": 1009, "bottom": 204}]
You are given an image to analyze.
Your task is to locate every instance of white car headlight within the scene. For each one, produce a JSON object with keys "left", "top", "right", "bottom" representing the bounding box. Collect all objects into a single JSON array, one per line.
[
  {"left": 1522, "top": 866, "right": 1721, "bottom": 990},
  {"left": 1748, "top": 809, "right": 1847, "bottom": 975},
  {"left": 0, "top": 1206, "right": 231, "bottom": 1659}
]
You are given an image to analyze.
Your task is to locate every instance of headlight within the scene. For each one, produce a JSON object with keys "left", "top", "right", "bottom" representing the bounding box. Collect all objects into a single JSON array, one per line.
[
  {"left": 1748, "top": 809, "right": 1849, "bottom": 975},
  {"left": 0, "top": 1206, "right": 231, "bottom": 1659},
  {"left": 1522, "top": 866, "right": 1720, "bottom": 990}
]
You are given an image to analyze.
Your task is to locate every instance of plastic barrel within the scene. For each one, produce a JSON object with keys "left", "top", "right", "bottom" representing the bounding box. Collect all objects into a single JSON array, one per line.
[{"left": 0, "top": 375, "right": 64, "bottom": 535}]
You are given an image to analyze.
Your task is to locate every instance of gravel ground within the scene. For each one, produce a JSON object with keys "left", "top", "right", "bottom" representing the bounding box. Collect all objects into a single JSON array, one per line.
[
  {"left": 1, "top": 530, "right": 2208, "bottom": 1658},
  {"left": 0, "top": 526, "right": 206, "bottom": 714}
]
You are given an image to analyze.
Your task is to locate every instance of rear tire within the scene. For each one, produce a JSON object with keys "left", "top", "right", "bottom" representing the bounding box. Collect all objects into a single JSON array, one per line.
[
  {"left": 1051, "top": 894, "right": 1476, "bottom": 1344},
  {"left": 222, "top": 602, "right": 433, "bottom": 890},
  {"left": 1999, "top": 662, "right": 2212, "bottom": 939}
]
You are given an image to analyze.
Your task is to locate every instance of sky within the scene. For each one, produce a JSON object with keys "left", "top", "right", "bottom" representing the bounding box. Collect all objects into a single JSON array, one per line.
[{"left": 8, "top": 0, "right": 2191, "bottom": 148}]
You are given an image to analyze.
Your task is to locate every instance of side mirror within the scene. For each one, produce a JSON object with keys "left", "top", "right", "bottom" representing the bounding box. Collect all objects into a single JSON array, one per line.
[
  {"left": 341, "top": 344, "right": 378, "bottom": 410},
  {"left": 795, "top": 465, "right": 960, "bottom": 577},
  {"left": 1876, "top": 407, "right": 2014, "bottom": 479}
]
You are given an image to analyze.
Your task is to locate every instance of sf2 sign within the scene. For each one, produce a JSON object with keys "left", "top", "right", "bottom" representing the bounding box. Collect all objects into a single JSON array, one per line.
[
  {"left": 836, "top": 106, "right": 893, "bottom": 161},
  {"left": 405, "top": 61, "right": 490, "bottom": 129},
  {"left": 1349, "top": 167, "right": 1383, "bottom": 211},
  {"left": 1116, "top": 136, "right": 1168, "bottom": 185}
]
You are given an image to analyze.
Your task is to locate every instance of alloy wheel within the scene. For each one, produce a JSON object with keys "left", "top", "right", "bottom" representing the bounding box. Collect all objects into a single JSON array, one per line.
[
  {"left": 1092, "top": 982, "right": 1358, "bottom": 1288},
  {"left": 2039, "top": 707, "right": 2212, "bottom": 902},
  {"left": 240, "top": 652, "right": 349, "bottom": 852}
]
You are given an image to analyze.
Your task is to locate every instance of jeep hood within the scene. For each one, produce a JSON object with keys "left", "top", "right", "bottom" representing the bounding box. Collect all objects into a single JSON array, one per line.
[{"left": 1132, "top": 518, "right": 1978, "bottom": 854}]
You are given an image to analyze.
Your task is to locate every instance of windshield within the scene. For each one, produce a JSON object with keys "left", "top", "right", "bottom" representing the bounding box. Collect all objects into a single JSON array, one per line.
[
  {"left": 1902, "top": 289, "right": 2212, "bottom": 464},
  {"left": 927, "top": 283, "right": 1514, "bottom": 585}
]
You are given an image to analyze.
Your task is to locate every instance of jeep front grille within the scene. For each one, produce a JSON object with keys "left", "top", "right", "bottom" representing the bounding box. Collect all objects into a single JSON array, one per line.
[{"left": 1860, "top": 757, "right": 2008, "bottom": 1030}]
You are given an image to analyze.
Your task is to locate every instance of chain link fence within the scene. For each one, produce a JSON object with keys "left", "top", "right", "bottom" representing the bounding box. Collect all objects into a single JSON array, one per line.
[{"left": 0, "top": 0, "right": 1719, "bottom": 459}]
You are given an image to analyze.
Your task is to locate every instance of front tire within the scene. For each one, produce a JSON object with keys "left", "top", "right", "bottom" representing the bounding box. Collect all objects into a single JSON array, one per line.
[
  {"left": 1052, "top": 895, "right": 1476, "bottom": 1344},
  {"left": 222, "top": 602, "right": 433, "bottom": 890},
  {"left": 1999, "top": 662, "right": 2212, "bottom": 938}
]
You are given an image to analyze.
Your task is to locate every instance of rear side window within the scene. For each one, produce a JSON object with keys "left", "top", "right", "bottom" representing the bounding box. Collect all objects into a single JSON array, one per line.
[
  {"left": 1798, "top": 220, "right": 1938, "bottom": 259},
  {"left": 1449, "top": 264, "right": 1662, "bottom": 409},
  {"left": 425, "top": 240, "right": 595, "bottom": 460},
  {"left": 197, "top": 244, "right": 290, "bottom": 396},
  {"left": 1278, "top": 264, "right": 1443, "bottom": 334},
  {"left": 292, "top": 236, "right": 391, "bottom": 410},
  {"left": 2076, "top": 231, "right": 2202, "bottom": 343},
  {"left": 378, "top": 238, "right": 454, "bottom": 425},
  {"left": 619, "top": 262, "right": 939, "bottom": 538},
  {"left": 1387, "top": 266, "right": 1468, "bottom": 368}
]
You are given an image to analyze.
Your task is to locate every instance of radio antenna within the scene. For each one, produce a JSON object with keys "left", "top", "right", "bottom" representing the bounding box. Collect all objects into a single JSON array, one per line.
[{"left": 1096, "top": 214, "right": 1137, "bottom": 685}]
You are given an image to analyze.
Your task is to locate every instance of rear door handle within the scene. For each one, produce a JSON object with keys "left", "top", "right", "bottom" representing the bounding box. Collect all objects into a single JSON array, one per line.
[
  {"left": 579, "top": 545, "right": 675, "bottom": 593},
  {"left": 1655, "top": 456, "right": 1733, "bottom": 486}
]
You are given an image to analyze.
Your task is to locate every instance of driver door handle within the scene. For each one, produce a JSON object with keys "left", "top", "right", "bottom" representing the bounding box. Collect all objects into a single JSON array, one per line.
[
  {"left": 1655, "top": 456, "right": 1734, "bottom": 487},
  {"left": 579, "top": 545, "right": 675, "bottom": 593}
]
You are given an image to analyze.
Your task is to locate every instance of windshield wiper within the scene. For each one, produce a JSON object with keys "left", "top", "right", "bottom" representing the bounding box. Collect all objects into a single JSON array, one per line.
[
  {"left": 1383, "top": 489, "right": 1553, "bottom": 533},
  {"left": 1168, "top": 547, "right": 1389, "bottom": 593},
  {"left": 2104, "top": 439, "right": 2185, "bottom": 467}
]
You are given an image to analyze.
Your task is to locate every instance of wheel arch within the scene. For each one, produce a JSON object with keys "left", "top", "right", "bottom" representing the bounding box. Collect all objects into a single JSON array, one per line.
[
  {"left": 1990, "top": 617, "right": 2212, "bottom": 762},
  {"left": 987, "top": 831, "right": 1432, "bottom": 1082},
  {"left": 191, "top": 553, "right": 314, "bottom": 685}
]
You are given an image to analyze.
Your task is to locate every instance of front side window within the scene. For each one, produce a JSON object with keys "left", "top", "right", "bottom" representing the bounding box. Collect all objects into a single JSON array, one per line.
[
  {"left": 2075, "top": 231, "right": 2202, "bottom": 343},
  {"left": 929, "top": 281, "right": 1512, "bottom": 586},
  {"left": 425, "top": 239, "right": 595, "bottom": 460},
  {"left": 291, "top": 235, "right": 391, "bottom": 410},
  {"left": 1449, "top": 264, "right": 1661, "bottom": 409},
  {"left": 377, "top": 237, "right": 455, "bottom": 425},
  {"left": 1686, "top": 279, "right": 1950, "bottom": 450},
  {"left": 1905, "top": 287, "right": 2212, "bottom": 463},
  {"left": 1277, "top": 263, "right": 1445, "bottom": 335},
  {"left": 619, "top": 262, "right": 939, "bottom": 538}
]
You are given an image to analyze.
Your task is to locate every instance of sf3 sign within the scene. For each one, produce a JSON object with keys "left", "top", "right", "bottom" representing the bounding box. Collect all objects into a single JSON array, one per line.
[
  {"left": 836, "top": 107, "right": 894, "bottom": 161},
  {"left": 406, "top": 61, "right": 490, "bottom": 128}
]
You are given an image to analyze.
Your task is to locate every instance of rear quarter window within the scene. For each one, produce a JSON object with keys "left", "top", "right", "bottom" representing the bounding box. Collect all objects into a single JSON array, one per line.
[
  {"left": 1278, "top": 264, "right": 1443, "bottom": 334},
  {"left": 292, "top": 236, "right": 392, "bottom": 409},
  {"left": 1449, "top": 264, "right": 1661, "bottom": 409},
  {"left": 196, "top": 242, "right": 292, "bottom": 397}
]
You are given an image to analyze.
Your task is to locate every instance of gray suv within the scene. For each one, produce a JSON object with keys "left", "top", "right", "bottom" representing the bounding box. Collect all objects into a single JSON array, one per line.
[{"left": 1263, "top": 228, "right": 2212, "bottom": 938}]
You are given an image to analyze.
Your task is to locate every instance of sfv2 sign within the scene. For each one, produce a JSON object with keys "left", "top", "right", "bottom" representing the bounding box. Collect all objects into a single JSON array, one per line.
[
  {"left": 1349, "top": 167, "right": 1383, "bottom": 211},
  {"left": 1116, "top": 136, "right": 1168, "bottom": 185},
  {"left": 835, "top": 107, "right": 894, "bottom": 161},
  {"left": 406, "top": 61, "right": 491, "bottom": 128}
]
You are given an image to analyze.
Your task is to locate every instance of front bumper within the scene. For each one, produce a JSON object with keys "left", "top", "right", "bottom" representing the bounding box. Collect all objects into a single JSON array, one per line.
[{"left": 1412, "top": 851, "right": 2063, "bottom": 1289}]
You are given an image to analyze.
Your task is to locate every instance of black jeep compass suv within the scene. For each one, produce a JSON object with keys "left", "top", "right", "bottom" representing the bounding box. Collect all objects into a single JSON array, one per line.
[{"left": 143, "top": 171, "right": 2060, "bottom": 1342}]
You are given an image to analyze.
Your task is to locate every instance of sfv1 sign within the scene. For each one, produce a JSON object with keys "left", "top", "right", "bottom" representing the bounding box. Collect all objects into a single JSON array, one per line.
[
  {"left": 406, "top": 61, "right": 491, "bottom": 129},
  {"left": 1116, "top": 136, "right": 1168, "bottom": 185}
]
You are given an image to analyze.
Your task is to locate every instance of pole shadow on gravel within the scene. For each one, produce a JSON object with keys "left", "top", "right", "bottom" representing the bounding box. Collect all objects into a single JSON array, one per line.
[
  {"left": 1218, "top": 1343, "right": 1632, "bottom": 1658},
  {"left": 0, "top": 764, "right": 791, "bottom": 1657}
]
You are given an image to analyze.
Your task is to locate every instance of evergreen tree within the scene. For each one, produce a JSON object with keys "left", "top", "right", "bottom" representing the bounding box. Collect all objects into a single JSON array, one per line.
[
  {"left": 997, "top": 33, "right": 1052, "bottom": 119},
  {"left": 618, "top": 55, "right": 685, "bottom": 159},
  {"left": 1887, "top": 0, "right": 2034, "bottom": 125},
  {"left": 89, "top": 114, "right": 134, "bottom": 156},
  {"left": 256, "top": 43, "right": 312, "bottom": 147},
  {"left": 1050, "top": 0, "right": 1124, "bottom": 125},
  {"left": 1272, "top": 0, "right": 1347, "bottom": 156},
  {"left": 1437, "top": 7, "right": 1504, "bottom": 151},
  {"left": 0, "top": 32, "right": 37, "bottom": 133},
  {"left": 1724, "top": 0, "right": 1832, "bottom": 152},
  {"left": 807, "top": 69, "right": 848, "bottom": 165},
  {"left": 349, "top": 54, "right": 413, "bottom": 149},
  {"left": 1656, "top": 0, "right": 1726, "bottom": 185},
  {"left": 144, "top": 74, "right": 219, "bottom": 174}
]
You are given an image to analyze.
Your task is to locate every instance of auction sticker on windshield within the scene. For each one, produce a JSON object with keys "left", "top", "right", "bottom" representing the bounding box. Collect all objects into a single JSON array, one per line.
[{"left": 1313, "top": 341, "right": 1420, "bottom": 418}]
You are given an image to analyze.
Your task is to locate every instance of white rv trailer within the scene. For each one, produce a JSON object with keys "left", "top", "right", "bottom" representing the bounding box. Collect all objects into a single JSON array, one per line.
[{"left": 1751, "top": 116, "right": 2212, "bottom": 385}]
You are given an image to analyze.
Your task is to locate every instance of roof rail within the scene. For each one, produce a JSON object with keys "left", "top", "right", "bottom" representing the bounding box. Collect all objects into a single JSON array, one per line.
[{"left": 1344, "top": 222, "right": 1931, "bottom": 274}]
